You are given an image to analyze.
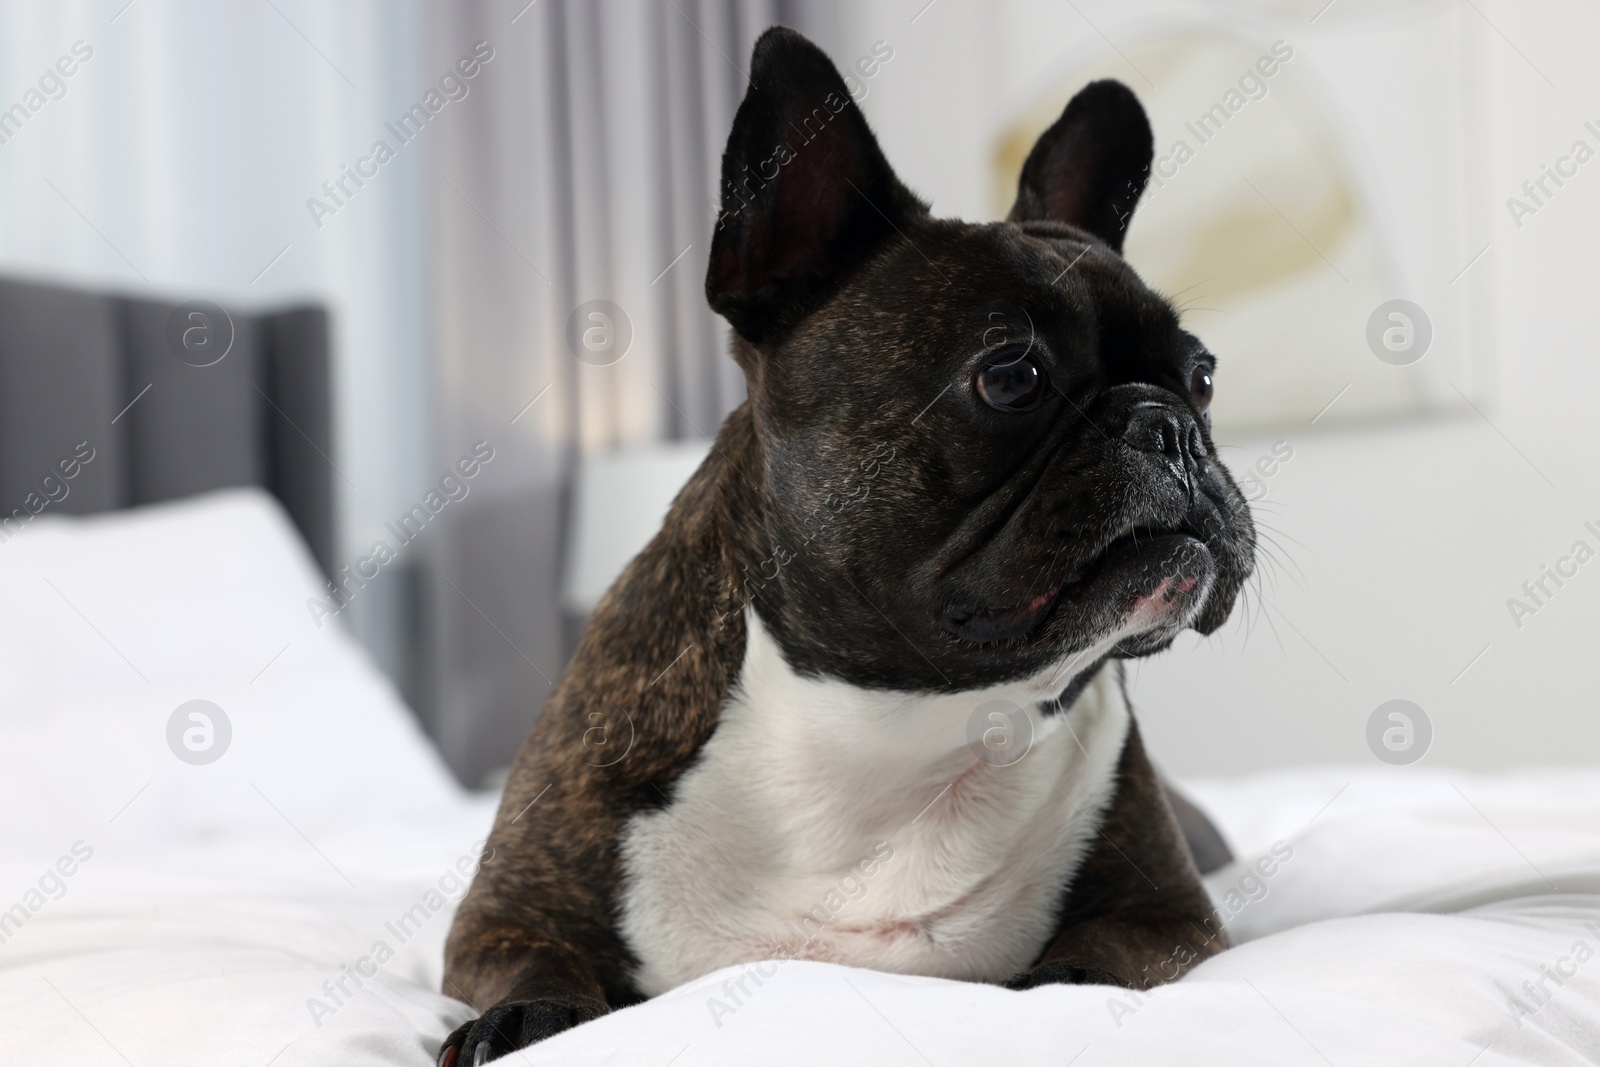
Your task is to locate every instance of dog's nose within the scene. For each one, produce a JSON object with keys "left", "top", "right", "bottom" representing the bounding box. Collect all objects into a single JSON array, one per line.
[{"left": 1121, "top": 403, "right": 1206, "bottom": 473}]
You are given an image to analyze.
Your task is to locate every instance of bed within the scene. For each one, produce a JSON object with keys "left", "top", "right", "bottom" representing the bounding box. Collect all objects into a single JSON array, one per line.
[{"left": 1, "top": 488, "right": 1597, "bottom": 1066}]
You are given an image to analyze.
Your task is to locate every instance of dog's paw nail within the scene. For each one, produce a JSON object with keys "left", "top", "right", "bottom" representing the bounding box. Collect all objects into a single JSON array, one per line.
[
  {"left": 437, "top": 1046, "right": 459, "bottom": 1067},
  {"left": 472, "top": 1039, "right": 493, "bottom": 1067}
]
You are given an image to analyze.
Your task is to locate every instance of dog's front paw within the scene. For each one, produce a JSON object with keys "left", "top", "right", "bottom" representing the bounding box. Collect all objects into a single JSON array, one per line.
[
  {"left": 437, "top": 995, "right": 609, "bottom": 1065},
  {"left": 1004, "top": 960, "right": 1124, "bottom": 990}
]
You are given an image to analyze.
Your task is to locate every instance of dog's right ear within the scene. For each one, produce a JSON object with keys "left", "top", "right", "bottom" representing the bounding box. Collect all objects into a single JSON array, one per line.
[{"left": 706, "top": 28, "right": 925, "bottom": 346}]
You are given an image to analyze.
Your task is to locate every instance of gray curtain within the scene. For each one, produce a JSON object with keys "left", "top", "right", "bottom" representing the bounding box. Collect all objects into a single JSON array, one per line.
[{"left": 421, "top": 0, "right": 834, "bottom": 784}]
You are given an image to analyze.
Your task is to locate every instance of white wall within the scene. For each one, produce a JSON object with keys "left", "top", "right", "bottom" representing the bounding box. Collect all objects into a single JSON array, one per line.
[
  {"left": 1139, "top": 1, "right": 1600, "bottom": 775},
  {"left": 822, "top": 0, "right": 1600, "bottom": 774}
]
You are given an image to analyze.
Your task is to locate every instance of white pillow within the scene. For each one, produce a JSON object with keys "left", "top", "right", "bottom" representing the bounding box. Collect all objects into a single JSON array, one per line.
[{"left": 0, "top": 488, "right": 463, "bottom": 855}]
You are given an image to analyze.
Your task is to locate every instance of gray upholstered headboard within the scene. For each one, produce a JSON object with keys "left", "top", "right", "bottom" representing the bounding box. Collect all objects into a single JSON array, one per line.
[{"left": 0, "top": 275, "right": 335, "bottom": 577}]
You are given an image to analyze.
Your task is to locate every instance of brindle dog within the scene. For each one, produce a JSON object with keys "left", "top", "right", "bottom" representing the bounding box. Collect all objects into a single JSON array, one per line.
[{"left": 439, "top": 26, "right": 1254, "bottom": 1064}]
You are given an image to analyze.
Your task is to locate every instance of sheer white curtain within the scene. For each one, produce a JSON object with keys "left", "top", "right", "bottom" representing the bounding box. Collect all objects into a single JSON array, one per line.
[{"left": 424, "top": 0, "right": 836, "bottom": 783}]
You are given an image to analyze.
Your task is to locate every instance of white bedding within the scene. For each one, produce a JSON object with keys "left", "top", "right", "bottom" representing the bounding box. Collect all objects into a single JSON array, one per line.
[{"left": 1, "top": 490, "right": 1597, "bottom": 1065}]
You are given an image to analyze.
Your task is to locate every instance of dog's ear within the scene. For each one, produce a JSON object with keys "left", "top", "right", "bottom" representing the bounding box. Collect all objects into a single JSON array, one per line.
[
  {"left": 1007, "top": 80, "right": 1153, "bottom": 252},
  {"left": 706, "top": 27, "right": 925, "bottom": 345}
]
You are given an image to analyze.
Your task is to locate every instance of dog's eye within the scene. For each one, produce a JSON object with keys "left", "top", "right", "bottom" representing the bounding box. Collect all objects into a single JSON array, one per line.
[
  {"left": 976, "top": 355, "right": 1047, "bottom": 412},
  {"left": 1188, "top": 367, "right": 1214, "bottom": 414}
]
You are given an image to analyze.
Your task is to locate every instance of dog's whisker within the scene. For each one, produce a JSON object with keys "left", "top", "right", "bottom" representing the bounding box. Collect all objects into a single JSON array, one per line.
[{"left": 1252, "top": 525, "right": 1308, "bottom": 590}]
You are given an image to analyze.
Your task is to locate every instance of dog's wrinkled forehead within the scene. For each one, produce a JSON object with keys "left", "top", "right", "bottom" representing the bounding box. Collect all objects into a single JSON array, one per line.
[{"left": 746, "top": 216, "right": 1185, "bottom": 425}]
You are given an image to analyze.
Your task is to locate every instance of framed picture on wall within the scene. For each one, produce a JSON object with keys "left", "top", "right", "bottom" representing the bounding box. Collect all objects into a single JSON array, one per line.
[{"left": 986, "top": 0, "right": 1493, "bottom": 431}]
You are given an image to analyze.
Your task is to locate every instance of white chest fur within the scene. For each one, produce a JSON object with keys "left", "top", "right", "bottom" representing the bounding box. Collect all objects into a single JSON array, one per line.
[{"left": 617, "top": 612, "right": 1132, "bottom": 996}]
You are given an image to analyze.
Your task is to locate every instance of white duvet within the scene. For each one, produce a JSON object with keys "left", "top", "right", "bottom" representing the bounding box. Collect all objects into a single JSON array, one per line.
[{"left": 0, "top": 490, "right": 1596, "bottom": 1065}]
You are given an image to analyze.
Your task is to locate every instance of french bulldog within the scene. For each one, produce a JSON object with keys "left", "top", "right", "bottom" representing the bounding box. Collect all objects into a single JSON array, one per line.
[{"left": 439, "top": 26, "right": 1255, "bottom": 1064}]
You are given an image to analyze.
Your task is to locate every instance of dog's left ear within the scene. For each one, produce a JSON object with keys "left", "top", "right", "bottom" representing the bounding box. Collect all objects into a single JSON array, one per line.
[
  {"left": 1008, "top": 80, "right": 1153, "bottom": 252},
  {"left": 707, "top": 27, "right": 926, "bottom": 345}
]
